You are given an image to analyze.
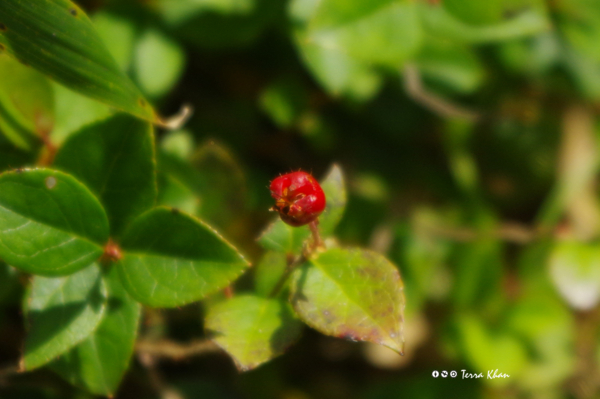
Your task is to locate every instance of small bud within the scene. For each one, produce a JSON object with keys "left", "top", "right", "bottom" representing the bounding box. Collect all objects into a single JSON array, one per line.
[{"left": 270, "top": 171, "right": 326, "bottom": 227}]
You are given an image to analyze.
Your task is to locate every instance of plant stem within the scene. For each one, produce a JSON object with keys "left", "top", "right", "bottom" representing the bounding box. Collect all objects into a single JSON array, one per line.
[
  {"left": 269, "top": 219, "right": 324, "bottom": 298},
  {"left": 308, "top": 219, "right": 324, "bottom": 250}
]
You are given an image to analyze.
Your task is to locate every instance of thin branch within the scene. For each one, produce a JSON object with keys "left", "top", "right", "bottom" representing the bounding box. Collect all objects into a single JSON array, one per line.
[
  {"left": 0, "top": 364, "right": 19, "bottom": 377},
  {"left": 403, "top": 64, "right": 480, "bottom": 122},
  {"left": 136, "top": 339, "right": 220, "bottom": 361},
  {"left": 423, "top": 222, "right": 536, "bottom": 244}
]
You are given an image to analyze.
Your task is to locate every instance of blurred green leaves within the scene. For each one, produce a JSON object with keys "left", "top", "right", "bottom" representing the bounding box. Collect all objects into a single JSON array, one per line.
[{"left": 0, "top": 55, "right": 53, "bottom": 150}]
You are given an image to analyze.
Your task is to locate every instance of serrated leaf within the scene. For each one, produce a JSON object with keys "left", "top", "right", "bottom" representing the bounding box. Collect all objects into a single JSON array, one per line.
[
  {"left": 0, "top": 169, "right": 109, "bottom": 276},
  {"left": 50, "top": 266, "right": 141, "bottom": 396},
  {"left": 54, "top": 114, "right": 157, "bottom": 237},
  {"left": 0, "top": 54, "right": 53, "bottom": 150},
  {"left": 290, "top": 248, "right": 405, "bottom": 354},
  {"left": 306, "top": 0, "right": 422, "bottom": 67},
  {"left": 23, "top": 264, "right": 108, "bottom": 370},
  {"left": 0, "top": 0, "right": 157, "bottom": 122},
  {"left": 205, "top": 295, "right": 303, "bottom": 371},
  {"left": 117, "top": 207, "right": 249, "bottom": 307},
  {"left": 258, "top": 164, "right": 346, "bottom": 254}
]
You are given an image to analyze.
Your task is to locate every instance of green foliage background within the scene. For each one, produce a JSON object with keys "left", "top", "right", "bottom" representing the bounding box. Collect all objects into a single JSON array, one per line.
[{"left": 2, "top": 0, "right": 600, "bottom": 398}]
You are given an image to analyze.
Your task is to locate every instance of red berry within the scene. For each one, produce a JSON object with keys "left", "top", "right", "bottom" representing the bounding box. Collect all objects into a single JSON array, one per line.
[{"left": 270, "top": 171, "right": 326, "bottom": 227}]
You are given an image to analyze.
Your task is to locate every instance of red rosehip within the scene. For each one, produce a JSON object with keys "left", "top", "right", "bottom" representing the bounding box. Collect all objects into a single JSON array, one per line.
[{"left": 270, "top": 171, "right": 326, "bottom": 227}]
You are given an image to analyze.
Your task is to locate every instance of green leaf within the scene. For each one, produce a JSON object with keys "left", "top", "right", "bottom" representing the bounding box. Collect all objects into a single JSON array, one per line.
[
  {"left": 254, "top": 251, "right": 288, "bottom": 297},
  {"left": 0, "top": 0, "right": 157, "bottom": 123},
  {"left": 0, "top": 54, "right": 53, "bottom": 150},
  {"left": 117, "top": 207, "right": 249, "bottom": 307},
  {"left": 455, "top": 314, "right": 528, "bottom": 385},
  {"left": 50, "top": 266, "right": 141, "bottom": 396},
  {"left": 443, "top": 0, "right": 544, "bottom": 26},
  {"left": 556, "top": 0, "right": 600, "bottom": 63},
  {"left": 290, "top": 247, "right": 405, "bottom": 354},
  {"left": 548, "top": 241, "right": 600, "bottom": 310},
  {"left": 295, "top": 30, "right": 382, "bottom": 100},
  {"left": 0, "top": 169, "right": 109, "bottom": 276},
  {"left": 54, "top": 114, "right": 157, "bottom": 237},
  {"left": 172, "top": 0, "right": 281, "bottom": 49},
  {"left": 259, "top": 77, "right": 308, "bottom": 129},
  {"left": 158, "top": 173, "right": 200, "bottom": 216},
  {"left": 205, "top": 294, "right": 303, "bottom": 371},
  {"left": 23, "top": 263, "right": 108, "bottom": 370},
  {"left": 415, "top": 38, "right": 485, "bottom": 94},
  {"left": 93, "top": 12, "right": 136, "bottom": 71},
  {"left": 51, "top": 83, "right": 112, "bottom": 146},
  {"left": 135, "top": 29, "right": 186, "bottom": 98},
  {"left": 306, "top": 0, "right": 422, "bottom": 67},
  {"left": 157, "top": 0, "right": 255, "bottom": 25},
  {"left": 421, "top": 2, "right": 550, "bottom": 43},
  {"left": 258, "top": 164, "right": 346, "bottom": 254}
]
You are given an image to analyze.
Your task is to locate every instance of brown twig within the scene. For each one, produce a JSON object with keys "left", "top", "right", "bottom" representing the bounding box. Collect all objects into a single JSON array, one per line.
[
  {"left": 421, "top": 222, "right": 537, "bottom": 244},
  {"left": 0, "top": 364, "right": 19, "bottom": 377},
  {"left": 403, "top": 64, "right": 480, "bottom": 122},
  {"left": 269, "top": 219, "right": 325, "bottom": 298},
  {"left": 135, "top": 339, "right": 221, "bottom": 361}
]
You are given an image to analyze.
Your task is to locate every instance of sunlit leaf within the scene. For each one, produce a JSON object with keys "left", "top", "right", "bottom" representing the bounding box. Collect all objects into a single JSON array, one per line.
[
  {"left": 205, "top": 294, "right": 303, "bottom": 371},
  {"left": 421, "top": 2, "right": 550, "bottom": 43},
  {"left": 0, "top": 54, "right": 53, "bottom": 150},
  {"left": 455, "top": 314, "right": 528, "bottom": 386},
  {"left": 0, "top": 169, "right": 109, "bottom": 276},
  {"left": 548, "top": 241, "right": 600, "bottom": 310},
  {"left": 290, "top": 247, "right": 405, "bottom": 354},
  {"left": 134, "top": 29, "right": 185, "bottom": 98},
  {"left": 307, "top": 0, "right": 422, "bottom": 67}
]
